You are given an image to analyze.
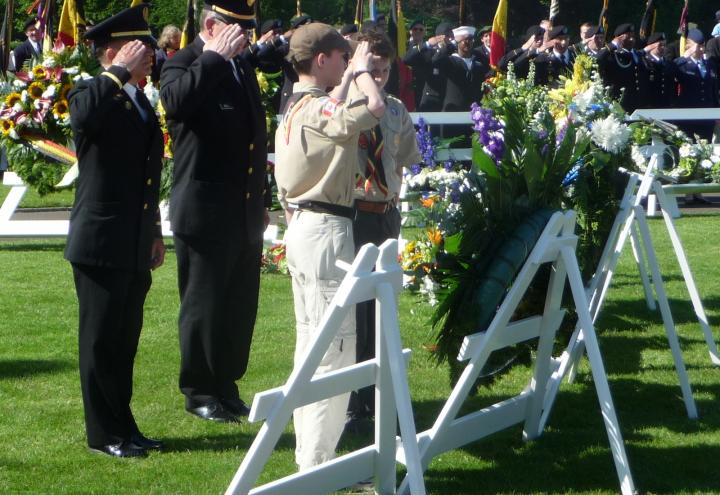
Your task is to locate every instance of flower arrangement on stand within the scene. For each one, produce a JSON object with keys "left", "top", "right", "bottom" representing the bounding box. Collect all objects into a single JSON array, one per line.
[
  {"left": 261, "top": 243, "right": 288, "bottom": 274},
  {"left": 0, "top": 46, "right": 97, "bottom": 194}
]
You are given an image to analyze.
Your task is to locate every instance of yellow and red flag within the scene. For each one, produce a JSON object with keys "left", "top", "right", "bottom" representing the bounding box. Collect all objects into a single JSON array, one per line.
[
  {"left": 489, "top": 0, "right": 507, "bottom": 69},
  {"left": 56, "top": 0, "right": 85, "bottom": 47},
  {"left": 396, "top": 0, "right": 406, "bottom": 57},
  {"left": 678, "top": 0, "right": 689, "bottom": 54}
]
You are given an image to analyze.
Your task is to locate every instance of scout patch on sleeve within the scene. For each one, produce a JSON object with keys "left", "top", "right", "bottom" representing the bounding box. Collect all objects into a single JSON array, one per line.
[{"left": 321, "top": 97, "right": 341, "bottom": 117}]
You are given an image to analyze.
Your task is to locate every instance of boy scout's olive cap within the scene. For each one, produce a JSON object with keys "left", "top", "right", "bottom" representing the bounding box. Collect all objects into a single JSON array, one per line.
[{"left": 289, "top": 23, "right": 350, "bottom": 63}]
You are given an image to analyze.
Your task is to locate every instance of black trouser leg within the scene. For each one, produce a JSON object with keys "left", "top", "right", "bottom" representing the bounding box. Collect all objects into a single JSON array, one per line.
[
  {"left": 73, "top": 263, "right": 151, "bottom": 447},
  {"left": 175, "top": 233, "right": 262, "bottom": 407},
  {"left": 348, "top": 207, "right": 402, "bottom": 418}
]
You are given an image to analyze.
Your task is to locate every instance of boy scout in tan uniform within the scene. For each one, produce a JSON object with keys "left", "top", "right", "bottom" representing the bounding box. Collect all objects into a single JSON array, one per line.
[
  {"left": 346, "top": 31, "right": 421, "bottom": 427},
  {"left": 274, "top": 23, "right": 385, "bottom": 471}
]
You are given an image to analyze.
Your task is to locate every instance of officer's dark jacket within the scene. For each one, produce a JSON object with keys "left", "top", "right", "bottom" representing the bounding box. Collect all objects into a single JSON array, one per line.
[
  {"left": 597, "top": 44, "right": 650, "bottom": 113},
  {"left": 403, "top": 42, "right": 446, "bottom": 111},
  {"left": 643, "top": 53, "right": 676, "bottom": 108},
  {"left": 673, "top": 56, "right": 720, "bottom": 108},
  {"left": 432, "top": 45, "right": 489, "bottom": 111},
  {"left": 160, "top": 37, "right": 269, "bottom": 242},
  {"left": 533, "top": 49, "right": 576, "bottom": 87},
  {"left": 65, "top": 65, "right": 163, "bottom": 272}
]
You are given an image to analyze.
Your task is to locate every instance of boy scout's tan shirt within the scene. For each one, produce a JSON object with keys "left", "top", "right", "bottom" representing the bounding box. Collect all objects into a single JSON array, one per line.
[
  {"left": 350, "top": 84, "right": 421, "bottom": 202},
  {"left": 275, "top": 82, "right": 379, "bottom": 209}
]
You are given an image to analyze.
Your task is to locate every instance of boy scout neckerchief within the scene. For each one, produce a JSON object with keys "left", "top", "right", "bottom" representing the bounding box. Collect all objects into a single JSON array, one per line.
[{"left": 358, "top": 125, "right": 389, "bottom": 196}]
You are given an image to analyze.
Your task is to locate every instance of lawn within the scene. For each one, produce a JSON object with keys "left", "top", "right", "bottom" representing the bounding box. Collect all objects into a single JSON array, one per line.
[
  {"left": 0, "top": 184, "right": 75, "bottom": 209},
  {"left": 1, "top": 215, "right": 720, "bottom": 494}
]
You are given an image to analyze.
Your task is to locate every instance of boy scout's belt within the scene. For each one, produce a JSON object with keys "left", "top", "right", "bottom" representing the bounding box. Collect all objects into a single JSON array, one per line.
[
  {"left": 355, "top": 199, "right": 395, "bottom": 214},
  {"left": 294, "top": 201, "right": 355, "bottom": 219}
]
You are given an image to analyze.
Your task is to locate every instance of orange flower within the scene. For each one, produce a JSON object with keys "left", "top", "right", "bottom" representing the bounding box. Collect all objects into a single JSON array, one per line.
[
  {"left": 420, "top": 195, "right": 439, "bottom": 208},
  {"left": 426, "top": 228, "right": 442, "bottom": 245}
]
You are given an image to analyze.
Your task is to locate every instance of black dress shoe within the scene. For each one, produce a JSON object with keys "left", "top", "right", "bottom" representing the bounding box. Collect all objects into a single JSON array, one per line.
[
  {"left": 186, "top": 401, "right": 240, "bottom": 423},
  {"left": 89, "top": 440, "right": 147, "bottom": 458},
  {"left": 131, "top": 432, "right": 164, "bottom": 451},
  {"left": 221, "top": 398, "right": 251, "bottom": 416}
]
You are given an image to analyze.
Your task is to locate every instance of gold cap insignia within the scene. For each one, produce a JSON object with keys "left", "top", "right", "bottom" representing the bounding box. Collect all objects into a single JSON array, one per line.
[
  {"left": 143, "top": 7, "right": 149, "bottom": 21},
  {"left": 125, "top": 101, "right": 133, "bottom": 110}
]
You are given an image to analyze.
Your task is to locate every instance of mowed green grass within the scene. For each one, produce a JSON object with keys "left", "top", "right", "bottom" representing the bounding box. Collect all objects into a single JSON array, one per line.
[{"left": 1, "top": 214, "right": 720, "bottom": 494}]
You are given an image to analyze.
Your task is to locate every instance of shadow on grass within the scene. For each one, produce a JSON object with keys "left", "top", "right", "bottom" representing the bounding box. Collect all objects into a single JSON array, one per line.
[
  {"left": 0, "top": 242, "right": 66, "bottom": 252},
  {"left": 0, "top": 358, "right": 73, "bottom": 378},
  {"left": 163, "top": 431, "right": 295, "bottom": 454},
  {"left": 598, "top": 295, "right": 720, "bottom": 329}
]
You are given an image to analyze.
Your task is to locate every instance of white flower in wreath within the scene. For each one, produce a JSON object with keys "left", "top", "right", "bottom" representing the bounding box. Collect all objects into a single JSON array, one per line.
[
  {"left": 12, "top": 103, "right": 23, "bottom": 112},
  {"left": 42, "top": 57, "right": 57, "bottom": 68},
  {"left": 711, "top": 153, "right": 720, "bottom": 164},
  {"left": 13, "top": 79, "right": 26, "bottom": 88},
  {"left": 42, "top": 84, "right": 56, "bottom": 98},
  {"left": 65, "top": 67, "right": 79, "bottom": 75},
  {"left": 701, "top": 159, "right": 713, "bottom": 169},
  {"left": 679, "top": 144, "right": 695, "bottom": 158},
  {"left": 590, "top": 115, "right": 631, "bottom": 154},
  {"left": 20, "top": 90, "right": 28, "bottom": 103},
  {"left": 9, "top": 129, "right": 19, "bottom": 140}
]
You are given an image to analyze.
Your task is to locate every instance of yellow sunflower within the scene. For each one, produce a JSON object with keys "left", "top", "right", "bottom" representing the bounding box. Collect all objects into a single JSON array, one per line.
[
  {"left": 52, "top": 99, "right": 70, "bottom": 119},
  {"left": 32, "top": 65, "right": 48, "bottom": 80},
  {"left": 28, "top": 82, "right": 45, "bottom": 100},
  {"left": 59, "top": 83, "right": 72, "bottom": 101},
  {"left": 4, "top": 92, "right": 22, "bottom": 107},
  {"left": 1, "top": 118, "right": 15, "bottom": 135}
]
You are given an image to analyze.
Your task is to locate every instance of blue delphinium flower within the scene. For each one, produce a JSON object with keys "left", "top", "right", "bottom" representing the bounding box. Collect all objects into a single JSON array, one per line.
[
  {"left": 470, "top": 103, "right": 505, "bottom": 164},
  {"left": 562, "top": 160, "right": 583, "bottom": 187},
  {"left": 444, "top": 160, "right": 454, "bottom": 171},
  {"left": 415, "top": 117, "right": 435, "bottom": 168}
]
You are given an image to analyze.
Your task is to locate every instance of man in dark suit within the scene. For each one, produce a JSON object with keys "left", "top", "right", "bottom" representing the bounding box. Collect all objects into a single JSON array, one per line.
[
  {"left": 403, "top": 21, "right": 453, "bottom": 112},
  {"left": 66, "top": 3, "right": 165, "bottom": 458},
  {"left": 160, "top": 0, "right": 270, "bottom": 424},
  {"left": 12, "top": 18, "right": 42, "bottom": 71},
  {"left": 499, "top": 25, "right": 547, "bottom": 78},
  {"left": 597, "top": 23, "right": 650, "bottom": 113},
  {"left": 673, "top": 28, "right": 719, "bottom": 141}
]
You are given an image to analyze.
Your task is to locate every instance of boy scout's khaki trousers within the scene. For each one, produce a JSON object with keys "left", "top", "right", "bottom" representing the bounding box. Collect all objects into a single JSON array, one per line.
[{"left": 286, "top": 210, "right": 357, "bottom": 471}]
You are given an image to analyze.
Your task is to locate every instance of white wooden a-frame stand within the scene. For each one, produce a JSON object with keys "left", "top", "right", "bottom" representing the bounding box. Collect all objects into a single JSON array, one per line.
[
  {"left": 225, "top": 239, "right": 426, "bottom": 495},
  {"left": 396, "top": 211, "right": 635, "bottom": 495},
  {"left": 550, "top": 149, "right": 720, "bottom": 421}
]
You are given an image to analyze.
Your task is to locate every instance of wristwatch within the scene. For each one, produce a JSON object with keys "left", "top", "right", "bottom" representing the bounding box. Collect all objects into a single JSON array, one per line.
[{"left": 353, "top": 69, "right": 371, "bottom": 80}]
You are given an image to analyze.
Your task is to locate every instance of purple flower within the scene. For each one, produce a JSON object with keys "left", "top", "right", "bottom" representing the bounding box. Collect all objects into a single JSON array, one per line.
[
  {"left": 410, "top": 163, "right": 422, "bottom": 175},
  {"left": 556, "top": 123, "right": 568, "bottom": 145},
  {"left": 415, "top": 117, "right": 435, "bottom": 167},
  {"left": 444, "top": 160, "right": 454, "bottom": 171},
  {"left": 470, "top": 103, "right": 505, "bottom": 164}
]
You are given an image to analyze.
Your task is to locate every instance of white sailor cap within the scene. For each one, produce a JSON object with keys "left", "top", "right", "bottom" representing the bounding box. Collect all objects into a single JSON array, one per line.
[{"left": 452, "top": 26, "right": 476, "bottom": 39}]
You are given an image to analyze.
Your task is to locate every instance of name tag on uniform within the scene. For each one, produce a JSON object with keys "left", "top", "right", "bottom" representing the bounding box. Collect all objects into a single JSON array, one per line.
[{"left": 219, "top": 103, "right": 235, "bottom": 111}]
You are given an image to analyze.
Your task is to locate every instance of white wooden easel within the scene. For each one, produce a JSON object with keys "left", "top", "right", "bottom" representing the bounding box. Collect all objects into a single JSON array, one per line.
[
  {"left": 396, "top": 211, "right": 635, "bottom": 495},
  {"left": 547, "top": 148, "right": 720, "bottom": 422},
  {"left": 225, "top": 239, "right": 425, "bottom": 495}
]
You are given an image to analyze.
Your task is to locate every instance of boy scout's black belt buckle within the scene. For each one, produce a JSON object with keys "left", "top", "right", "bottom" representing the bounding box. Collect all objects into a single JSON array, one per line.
[
  {"left": 355, "top": 199, "right": 393, "bottom": 214},
  {"left": 296, "top": 201, "right": 355, "bottom": 219}
]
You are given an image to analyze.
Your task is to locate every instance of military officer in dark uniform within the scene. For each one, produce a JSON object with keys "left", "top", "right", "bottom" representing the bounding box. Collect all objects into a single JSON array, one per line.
[
  {"left": 533, "top": 25, "right": 575, "bottom": 87},
  {"left": 597, "top": 23, "right": 650, "bottom": 113},
  {"left": 642, "top": 32, "right": 675, "bottom": 108},
  {"left": 673, "top": 28, "right": 719, "bottom": 140},
  {"left": 278, "top": 14, "right": 313, "bottom": 112},
  {"left": 402, "top": 21, "right": 453, "bottom": 112},
  {"left": 160, "top": 0, "right": 270, "bottom": 423},
  {"left": 579, "top": 25, "right": 604, "bottom": 58},
  {"left": 499, "top": 25, "right": 546, "bottom": 78},
  {"left": 66, "top": 4, "right": 165, "bottom": 458}
]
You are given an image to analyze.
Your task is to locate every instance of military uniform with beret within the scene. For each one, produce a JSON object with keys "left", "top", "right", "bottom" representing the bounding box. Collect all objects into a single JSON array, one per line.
[
  {"left": 499, "top": 25, "right": 546, "bottom": 79},
  {"left": 533, "top": 25, "right": 576, "bottom": 87},
  {"left": 160, "top": 0, "right": 270, "bottom": 419},
  {"left": 66, "top": 4, "right": 164, "bottom": 456},
  {"left": 673, "top": 29, "right": 719, "bottom": 140},
  {"left": 642, "top": 32, "right": 676, "bottom": 108},
  {"left": 597, "top": 23, "right": 650, "bottom": 112},
  {"left": 402, "top": 22, "right": 453, "bottom": 112},
  {"left": 274, "top": 23, "right": 379, "bottom": 470}
]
